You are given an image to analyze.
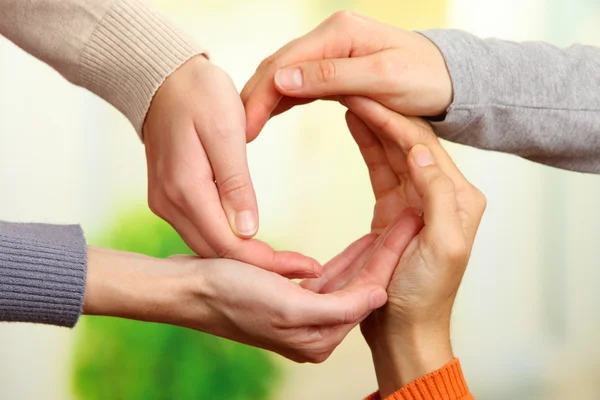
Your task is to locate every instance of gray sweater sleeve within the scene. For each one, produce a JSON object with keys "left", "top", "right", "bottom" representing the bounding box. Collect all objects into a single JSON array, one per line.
[
  {"left": 420, "top": 29, "right": 600, "bottom": 173},
  {"left": 0, "top": 221, "right": 87, "bottom": 327}
]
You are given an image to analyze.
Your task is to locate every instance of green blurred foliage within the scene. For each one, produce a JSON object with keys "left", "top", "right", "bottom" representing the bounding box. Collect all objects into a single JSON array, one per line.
[{"left": 72, "top": 208, "right": 279, "bottom": 400}]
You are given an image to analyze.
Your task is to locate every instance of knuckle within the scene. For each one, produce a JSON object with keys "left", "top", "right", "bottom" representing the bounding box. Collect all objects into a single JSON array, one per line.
[
  {"left": 428, "top": 173, "right": 455, "bottom": 196},
  {"left": 306, "top": 351, "right": 330, "bottom": 364},
  {"left": 315, "top": 59, "right": 337, "bottom": 85},
  {"left": 217, "top": 173, "right": 251, "bottom": 202},
  {"left": 147, "top": 193, "right": 165, "bottom": 218},
  {"left": 371, "top": 54, "right": 395, "bottom": 79},
  {"left": 473, "top": 186, "right": 488, "bottom": 213},
  {"left": 274, "top": 304, "right": 298, "bottom": 328},
  {"left": 376, "top": 113, "right": 395, "bottom": 135},
  {"left": 213, "top": 242, "right": 235, "bottom": 259},
  {"left": 342, "top": 304, "right": 360, "bottom": 325},
  {"left": 163, "top": 177, "right": 187, "bottom": 205},
  {"left": 257, "top": 54, "right": 279, "bottom": 72},
  {"left": 328, "top": 10, "right": 356, "bottom": 25},
  {"left": 444, "top": 238, "right": 468, "bottom": 264},
  {"left": 417, "top": 122, "right": 436, "bottom": 142}
]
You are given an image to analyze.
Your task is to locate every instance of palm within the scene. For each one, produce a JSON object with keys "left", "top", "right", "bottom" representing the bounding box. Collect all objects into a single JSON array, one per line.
[
  {"left": 347, "top": 113, "right": 423, "bottom": 233},
  {"left": 371, "top": 170, "right": 421, "bottom": 233}
]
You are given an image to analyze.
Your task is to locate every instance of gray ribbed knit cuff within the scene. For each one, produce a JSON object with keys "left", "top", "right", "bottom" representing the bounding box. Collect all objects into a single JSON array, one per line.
[
  {"left": 0, "top": 222, "right": 87, "bottom": 327},
  {"left": 418, "top": 29, "right": 480, "bottom": 140}
]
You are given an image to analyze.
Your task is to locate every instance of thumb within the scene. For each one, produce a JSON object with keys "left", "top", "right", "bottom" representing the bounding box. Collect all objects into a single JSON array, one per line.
[
  {"left": 215, "top": 167, "right": 259, "bottom": 239},
  {"left": 408, "top": 144, "right": 462, "bottom": 245},
  {"left": 274, "top": 55, "right": 382, "bottom": 98},
  {"left": 299, "top": 283, "right": 388, "bottom": 326}
]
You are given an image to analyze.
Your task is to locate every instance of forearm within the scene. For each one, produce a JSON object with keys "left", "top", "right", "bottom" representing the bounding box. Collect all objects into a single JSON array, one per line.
[
  {"left": 83, "top": 247, "right": 202, "bottom": 326},
  {"left": 421, "top": 29, "right": 600, "bottom": 173},
  {"left": 0, "top": 0, "right": 205, "bottom": 136},
  {"left": 0, "top": 221, "right": 86, "bottom": 327},
  {"left": 369, "top": 326, "right": 455, "bottom": 398}
]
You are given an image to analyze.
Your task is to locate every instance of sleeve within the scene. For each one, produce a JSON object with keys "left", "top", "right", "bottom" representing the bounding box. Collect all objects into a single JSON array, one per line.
[
  {"left": 0, "top": 221, "right": 87, "bottom": 327},
  {"left": 0, "top": 0, "right": 207, "bottom": 139},
  {"left": 419, "top": 29, "right": 600, "bottom": 174},
  {"left": 364, "top": 358, "right": 474, "bottom": 400}
]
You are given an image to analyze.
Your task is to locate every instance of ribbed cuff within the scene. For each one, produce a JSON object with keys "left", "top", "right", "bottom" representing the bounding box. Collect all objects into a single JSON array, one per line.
[
  {"left": 0, "top": 222, "right": 87, "bottom": 327},
  {"left": 79, "top": 0, "right": 207, "bottom": 139},
  {"left": 418, "top": 29, "right": 481, "bottom": 141},
  {"left": 365, "top": 358, "right": 473, "bottom": 400}
]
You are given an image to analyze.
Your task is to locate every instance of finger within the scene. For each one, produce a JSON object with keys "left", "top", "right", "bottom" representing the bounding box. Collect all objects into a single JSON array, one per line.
[
  {"left": 165, "top": 206, "right": 216, "bottom": 257},
  {"left": 270, "top": 95, "right": 342, "bottom": 118},
  {"left": 169, "top": 128, "right": 321, "bottom": 277},
  {"left": 300, "top": 234, "right": 377, "bottom": 293},
  {"left": 296, "top": 282, "right": 387, "bottom": 326},
  {"left": 343, "top": 208, "right": 424, "bottom": 291},
  {"left": 273, "top": 54, "right": 389, "bottom": 99},
  {"left": 345, "top": 110, "right": 400, "bottom": 199},
  {"left": 407, "top": 144, "right": 464, "bottom": 248},
  {"left": 346, "top": 96, "right": 466, "bottom": 187},
  {"left": 318, "top": 240, "right": 373, "bottom": 294},
  {"left": 270, "top": 97, "right": 316, "bottom": 118},
  {"left": 242, "top": 11, "right": 366, "bottom": 141},
  {"left": 347, "top": 97, "right": 486, "bottom": 242},
  {"left": 194, "top": 80, "right": 259, "bottom": 239}
]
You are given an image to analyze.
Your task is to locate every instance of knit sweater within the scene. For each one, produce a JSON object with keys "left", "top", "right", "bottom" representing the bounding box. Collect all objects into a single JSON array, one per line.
[
  {"left": 0, "top": 3, "right": 598, "bottom": 396},
  {"left": 365, "top": 359, "right": 474, "bottom": 400},
  {"left": 0, "top": 0, "right": 204, "bottom": 327}
]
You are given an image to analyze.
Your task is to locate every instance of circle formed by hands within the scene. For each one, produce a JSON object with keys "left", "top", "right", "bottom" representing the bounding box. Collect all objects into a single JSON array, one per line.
[{"left": 137, "top": 12, "right": 486, "bottom": 368}]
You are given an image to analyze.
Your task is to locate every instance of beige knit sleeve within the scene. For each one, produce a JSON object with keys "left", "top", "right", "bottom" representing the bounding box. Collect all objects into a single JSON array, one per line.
[{"left": 0, "top": 0, "right": 206, "bottom": 138}]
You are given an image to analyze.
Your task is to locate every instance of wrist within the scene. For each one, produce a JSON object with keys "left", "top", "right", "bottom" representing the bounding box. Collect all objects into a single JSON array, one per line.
[
  {"left": 83, "top": 247, "right": 192, "bottom": 324},
  {"left": 368, "top": 324, "right": 453, "bottom": 398},
  {"left": 143, "top": 54, "right": 210, "bottom": 141}
]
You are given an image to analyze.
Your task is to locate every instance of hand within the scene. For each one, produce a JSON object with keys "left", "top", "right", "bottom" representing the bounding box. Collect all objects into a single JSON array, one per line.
[
  {"left": 143, "top": 56, "right": 319, "bottom": 278},
  {"left": 306, "top": 98, "right": 486, "bottom": 396},
  {"left": 242, "top": 11, "right": 452, "bottom": 141},
  {"left": 83, "top": 209, "right": 422, "bottom": 363}
]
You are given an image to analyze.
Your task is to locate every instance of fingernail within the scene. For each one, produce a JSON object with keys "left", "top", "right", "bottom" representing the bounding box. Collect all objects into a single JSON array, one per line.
[
  {"left": 235, "top": 210, "right": 258, "bottom": 237},
  {"left": 412, "top": 144, "right": 435, "bottom": 167},
  {"left": 369, "top": 289, "right": 387, "bottom": 309},
  {"left": 275, "top": 68, "right": 303, "bottom": 90}
]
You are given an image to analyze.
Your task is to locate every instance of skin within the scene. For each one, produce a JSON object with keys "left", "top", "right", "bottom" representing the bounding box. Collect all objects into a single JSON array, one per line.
[
  {"left": 144, "top": 55, "right": 321, "bottom": 278},
  {"left": 82, "top": 206, "right": 423, "bottom": 364},
  {"left": 241, "top": 10, "right": 453, "bottom": 144},
  {"left": 302, "top": 99, "right": 486, "bottom": 396}
]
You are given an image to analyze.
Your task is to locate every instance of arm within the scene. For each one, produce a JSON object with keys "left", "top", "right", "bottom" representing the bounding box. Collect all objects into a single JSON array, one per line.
[
  {"left": 243, "top": 11, "right": 600, "bottom": 174},
  {"left": 0, "top": 221, "right": 86, "bottom": 326},
  {"left": 0, "top": 0, "right": 203, "bottom": 136},
  {"left": 350, "top": 101, "right": 482, "bottom": 399},
  {"left": 81, "top": 221, "right": 424, "bottom": 363},
  {"left": 364, "top": 359, "right": 472, "bottom": 400},
  {"left": 422, "top": 29, "right": 600, "bottom": 173},
  {"left": 0, "top": 0, "right": 317, "bottom": 275},
  {"left": 299, "top": 97, "right": 484, "bottom": 399}
]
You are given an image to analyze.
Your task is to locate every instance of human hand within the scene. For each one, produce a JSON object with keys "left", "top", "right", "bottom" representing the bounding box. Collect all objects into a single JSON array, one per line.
[
  {"left": 143, "top": 56, "right": 319, "bottom": 278},
  {"left": 242, "top": 11, "right": 452, "bottom": 142},
  {"left": 83, "top": 209, "right": 422, "bottom": 363},
  {"left": 302, "top": 98, "right": 485, "bottom": 395},
  {"left": 356, "top": 98, "right": 485, "bottom": 396}
]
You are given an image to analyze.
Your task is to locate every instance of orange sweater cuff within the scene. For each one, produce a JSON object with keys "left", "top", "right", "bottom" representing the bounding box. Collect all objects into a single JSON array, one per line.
[{"left": 364, "top": 358, "right": 474, "bottom": 400}]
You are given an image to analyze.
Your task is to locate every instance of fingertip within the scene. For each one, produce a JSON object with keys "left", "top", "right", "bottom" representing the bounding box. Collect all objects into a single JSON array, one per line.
[
  {"left": 410, "top": 144, "right": 435, "bottom": 167},
  {"left": 234, "top": 210, "right": 258, "bottom": 238},
  {"left": 274, "top": 68, "right": 304, "bottom": 92},
  {"left": 369, "top": 288, "right": 387, "bottom": 309},
  {"left": 273, "top": 251, "right": 323, "bottom": 278}
]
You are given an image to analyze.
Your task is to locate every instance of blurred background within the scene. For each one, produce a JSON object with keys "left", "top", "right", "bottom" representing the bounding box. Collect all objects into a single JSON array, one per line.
[{"left": 1, "top": 0, "right": 600, "bottom": 399}]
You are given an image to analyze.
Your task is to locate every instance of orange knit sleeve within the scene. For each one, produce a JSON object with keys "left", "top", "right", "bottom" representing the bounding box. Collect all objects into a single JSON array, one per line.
[{"left": 364, "top": 358, "right": 474, "bottom": 400}]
